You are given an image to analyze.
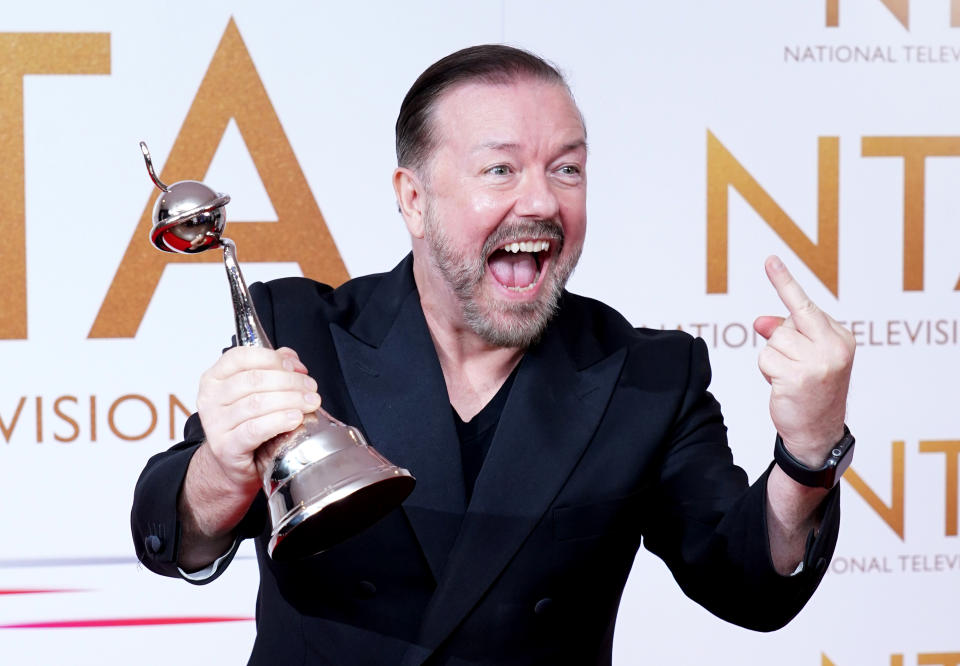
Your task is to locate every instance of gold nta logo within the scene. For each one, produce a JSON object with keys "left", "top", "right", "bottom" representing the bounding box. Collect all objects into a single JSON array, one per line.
[
  {"left": 707, "top": 132, "right": 960, "bottom": 296},
  {"left": 823, "top": 652, "right": 960, "bottom": 666},
  {"left": 0, "top": 32, "right": 110, "bottom": 340},
  {"left": 90, "top": 18, "right": 348, "bottom": 338},
  {"left": 0, "top": 19, "right": 348, "bottom": 340},
  {"left": 826, "top": 0, "right": 960, "bottom": 29},
  {"left": 834, "top": 439, "right": 960, "bottom": 541}
]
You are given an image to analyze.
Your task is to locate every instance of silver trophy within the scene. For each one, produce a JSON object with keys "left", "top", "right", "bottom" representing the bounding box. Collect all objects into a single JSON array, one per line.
[{"left": 139, "top": 142, "right": 415, "bottom": 560}]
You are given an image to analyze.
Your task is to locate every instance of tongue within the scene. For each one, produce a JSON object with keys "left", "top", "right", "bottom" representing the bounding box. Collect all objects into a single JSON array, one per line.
[{"left": 488, "top": 251, "right": 538, "bottom": 288}]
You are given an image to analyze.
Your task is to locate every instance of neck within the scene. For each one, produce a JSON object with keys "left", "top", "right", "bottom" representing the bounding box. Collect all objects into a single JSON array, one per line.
[{"left": 412, "top": 253, "right": 523, "bottom": 421}]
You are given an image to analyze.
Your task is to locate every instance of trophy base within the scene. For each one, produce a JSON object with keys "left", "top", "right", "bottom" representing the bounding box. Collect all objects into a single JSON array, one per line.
[{"left": 268, "top": 465, "right": 415, "bottom": 561}]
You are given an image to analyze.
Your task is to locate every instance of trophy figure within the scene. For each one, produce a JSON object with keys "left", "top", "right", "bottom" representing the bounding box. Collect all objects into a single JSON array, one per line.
[{"left": 139, "top": 142, "right": 415, "bottom": 560}]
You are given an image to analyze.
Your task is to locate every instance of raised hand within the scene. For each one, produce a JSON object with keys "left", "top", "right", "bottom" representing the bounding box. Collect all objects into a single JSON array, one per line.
[
  {"left": 753, "top": 256, "right": 855, "bottom": 466},
  {"left": 177, "top": 346, "right": 322, "bottom": 569},
  {"left": 195, "top": 346, "right": 322, "bottom": 493}
]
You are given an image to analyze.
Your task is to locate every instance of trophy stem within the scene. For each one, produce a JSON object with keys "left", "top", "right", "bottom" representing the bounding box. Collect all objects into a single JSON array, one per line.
[{"left": 221, "top": 238, "right": 272, "bottom": 349}]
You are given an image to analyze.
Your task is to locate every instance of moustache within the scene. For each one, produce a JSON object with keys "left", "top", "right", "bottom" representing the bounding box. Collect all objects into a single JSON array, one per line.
[{"left": 481, "top": 220, "right": 564, "bottom": 259}]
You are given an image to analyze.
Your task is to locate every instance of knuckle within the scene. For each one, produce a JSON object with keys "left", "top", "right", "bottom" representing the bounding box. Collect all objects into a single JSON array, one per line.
[
  {"left": 757, "top": 346, "right": 774, "bottom": 367},
  {"left": 245, "top": 369, "right": 265, "bottom": 388},
  {"left": 798, "top": 299, "right": 818, "bottom": 316},
  {"left": 242, "top": 418, "right": 265, "bottom": 445},
  {"left": 833, "top": 345, "right": 854, "bottom": 367},
  {"left": 841, "top": 329, "right": 856, "bottom": 351},
  {"left": 219, "top": 347, "right": 242, "bottom": 368},
  {"left": 196, "top": 387, "right": 221, "bottom": 416},
  {"left": 245, "top": 392, "right": 263, "bottom": 413}
]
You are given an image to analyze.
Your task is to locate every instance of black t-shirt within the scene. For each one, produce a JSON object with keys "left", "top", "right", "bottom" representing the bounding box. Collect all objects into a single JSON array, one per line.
[{"left": 451, "top": 368, "right": 518, "bottom": 504}]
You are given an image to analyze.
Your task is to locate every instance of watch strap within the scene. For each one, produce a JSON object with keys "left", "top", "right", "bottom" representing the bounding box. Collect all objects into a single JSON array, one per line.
[{"left": 774, "top": 426, "right": 855, "bottom": 489}]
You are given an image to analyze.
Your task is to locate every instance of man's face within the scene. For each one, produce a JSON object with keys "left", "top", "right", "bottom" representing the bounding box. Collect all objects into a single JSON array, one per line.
[{"left": 418, "top": 78, "right": 587, "bottom": 348}]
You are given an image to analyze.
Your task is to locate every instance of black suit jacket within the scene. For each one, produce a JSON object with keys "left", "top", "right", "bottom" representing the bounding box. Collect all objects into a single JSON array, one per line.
[{"left": 132, "top": 254, "right": 840, "bottom": 665}]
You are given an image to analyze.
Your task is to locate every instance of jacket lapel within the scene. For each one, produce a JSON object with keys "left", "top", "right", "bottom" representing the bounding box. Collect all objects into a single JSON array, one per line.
[
  {"left": 330, "top": 257, "right": 629, "bottom": 655},
  {"left": 330, "top": 257, "right": 466, "bottom": 581},
  {"left": 416, "top": 309, "right": 627, "bottom": 649}
]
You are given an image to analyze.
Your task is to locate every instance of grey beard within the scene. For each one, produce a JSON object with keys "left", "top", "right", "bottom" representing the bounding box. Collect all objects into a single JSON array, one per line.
[{"left": 424, "top": 217, "right": 579, "bottom": 348}]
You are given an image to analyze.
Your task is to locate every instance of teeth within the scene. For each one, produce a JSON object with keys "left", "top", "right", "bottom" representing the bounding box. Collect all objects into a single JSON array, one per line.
[{"left": 501, "top": 240, "right": 551, "bottom": 253}]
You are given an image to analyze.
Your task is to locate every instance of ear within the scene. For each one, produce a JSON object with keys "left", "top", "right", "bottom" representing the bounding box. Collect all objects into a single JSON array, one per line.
[{"left": 393, "top": 167, "right": 426, "bottom": 239}]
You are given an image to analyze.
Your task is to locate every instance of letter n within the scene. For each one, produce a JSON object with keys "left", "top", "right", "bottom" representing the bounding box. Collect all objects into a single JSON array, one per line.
[
  {"left": 826, "top": 1, "right": 909, "bottom": 29},
  {"left": 706, "top": 131, "right": 839, "bottom": 296},
  {"left": 843, "top": 441, "right": 905, "bottom": 540}
]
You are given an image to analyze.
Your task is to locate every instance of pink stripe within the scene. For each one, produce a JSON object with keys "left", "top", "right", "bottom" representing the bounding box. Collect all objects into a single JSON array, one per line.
[
  {"left": 0, "top": 616, "right": 254, "bottom": 629},
  {"left": 0, "top": 589, "right": 86, "bottom": 596}
]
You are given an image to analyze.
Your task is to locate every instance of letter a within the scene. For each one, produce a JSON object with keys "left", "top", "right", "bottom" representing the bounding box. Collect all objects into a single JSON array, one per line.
[{"left": 89, "top": 18, "right": 348, "bottom": 338}]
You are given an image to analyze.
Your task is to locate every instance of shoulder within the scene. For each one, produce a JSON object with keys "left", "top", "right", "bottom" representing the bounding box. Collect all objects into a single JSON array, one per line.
[
  {"left": 559, "top": 291, "right": 698, "bottom": 361},
  {"left": 555, "top": 292, "right": 713, "bottom": 413},
  {"left": 250, "top": 267, "right": 397, "bottom": 327}
]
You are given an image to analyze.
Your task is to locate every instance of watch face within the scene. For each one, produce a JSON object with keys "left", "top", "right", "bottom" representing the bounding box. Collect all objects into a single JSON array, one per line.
[
  {"left": 833, "top": 441, "right": 855, "bottom": 481},
  {"left": 822, "top": 433, "right": 855, "bottom": 488}
]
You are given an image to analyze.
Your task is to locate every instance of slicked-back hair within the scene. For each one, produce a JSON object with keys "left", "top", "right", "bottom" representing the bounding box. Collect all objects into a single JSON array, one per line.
[{"left": 395, "top": 44, "right": 570, "bottom": 173}]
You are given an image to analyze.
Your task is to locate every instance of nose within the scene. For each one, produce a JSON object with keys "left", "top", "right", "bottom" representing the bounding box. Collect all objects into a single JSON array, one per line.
[{"left": 514, "top": 170, "right": 560, "bottom": 220}]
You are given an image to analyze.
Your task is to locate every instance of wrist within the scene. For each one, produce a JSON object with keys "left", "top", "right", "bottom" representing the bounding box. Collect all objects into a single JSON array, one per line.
[
  {"left": 774, "top": 426, "right": 855, "bottom": 489},
  {"left": 181, "top": 442, "right": 259, "bottom": 540},
  {"left": 778, "top": 426, "right": 846, "bottom": 467}
]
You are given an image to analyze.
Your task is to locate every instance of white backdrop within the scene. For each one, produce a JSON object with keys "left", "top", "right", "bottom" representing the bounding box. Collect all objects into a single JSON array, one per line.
[{"left": 0, "top": 1, "right": 956, "bottom": 664}]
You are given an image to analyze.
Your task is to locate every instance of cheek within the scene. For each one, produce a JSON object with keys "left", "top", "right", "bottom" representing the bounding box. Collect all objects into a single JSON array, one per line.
[
  {"left": 433, "top": 199, "right": 495, "bottom": 251},
  {"left": 467, "top": 191, "right": 512, "bottom": 223},
  {"left": 560, "top": 198, "right": 587, "bottom": 245},
  {"left": 443, "top": 192, "right": 511, "bottom": 243}
]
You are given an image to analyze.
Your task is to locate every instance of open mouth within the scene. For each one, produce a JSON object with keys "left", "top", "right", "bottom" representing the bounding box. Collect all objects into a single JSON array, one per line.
[{"left": 486, "top": 240, "right": 553, "bottom": 293}]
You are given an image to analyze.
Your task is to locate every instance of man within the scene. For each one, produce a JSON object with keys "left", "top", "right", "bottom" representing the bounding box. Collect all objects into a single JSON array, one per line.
[{"left": 132, "top": 45, "right": 855, "bottom": 665}]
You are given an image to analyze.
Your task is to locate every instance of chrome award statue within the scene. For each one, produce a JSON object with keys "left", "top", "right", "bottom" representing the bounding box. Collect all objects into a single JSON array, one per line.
[{"left": 139, "top": 142, "right": 415, "bottom": 561}]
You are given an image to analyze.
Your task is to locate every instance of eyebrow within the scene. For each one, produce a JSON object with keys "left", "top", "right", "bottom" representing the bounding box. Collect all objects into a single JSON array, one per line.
[
  {"left": 472, "top": 140, "right": 588, "bottom": 154},
  {"left": 473, "top": 141, "right": 521, "bottom": 153}
]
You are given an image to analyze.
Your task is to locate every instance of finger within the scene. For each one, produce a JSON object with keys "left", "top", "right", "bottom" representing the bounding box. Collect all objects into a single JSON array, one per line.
[
  {"left": 276, "top": 347, "right": 309, "bottom": 374},
  {"left": 757, "top": 345, "right": 797, "bottom": 384},
  {"left": 209, "top": 347, "right": 297, "bottom": 381},
  {"left": 764, "top": 256, "right": 831, "bottom": 336},
  {"left": 219, "top": 390, "right": 322, "bottom": 432},
  {"left": 208, "top": 369, "right": 318, "bottom": 407},
  {"left": 764, "top": 325, "right": 811, "bottom": 362},
  {"left": 753, "top": 315, "right": 785, "bottom": 340},
  {"left": 223, "top": 409, "right": 306, "bottom": 453}
]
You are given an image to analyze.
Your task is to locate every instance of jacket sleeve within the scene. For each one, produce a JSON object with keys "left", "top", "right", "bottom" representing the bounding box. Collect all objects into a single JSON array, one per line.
[
  {"left": 130, "top": 282, "right": 277, "bottom": 582},
  {"left": 130, "top": 413, "right": 268, "bottom": 583},
  {"left": 641, "top": 336, "right": 840, "bottom": 631}
]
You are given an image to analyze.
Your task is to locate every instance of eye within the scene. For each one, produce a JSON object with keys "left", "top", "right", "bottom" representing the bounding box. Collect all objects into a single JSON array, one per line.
[
  {"left": 486, "top": 164, "right": 512, "bottom": 176},
  {"left": 557, "top": 164, "right": 581, "bottom": 176}
]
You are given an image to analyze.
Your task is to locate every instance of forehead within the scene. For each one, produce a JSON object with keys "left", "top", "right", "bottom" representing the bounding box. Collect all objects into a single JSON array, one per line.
[{"left": 430, "top": 78, "right": 585, "bottom": 153}]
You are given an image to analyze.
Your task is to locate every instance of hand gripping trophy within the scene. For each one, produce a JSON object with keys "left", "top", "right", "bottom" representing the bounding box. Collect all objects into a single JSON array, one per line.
[{"left": 139, "top": 142, "right": 415, "bottom": 560}]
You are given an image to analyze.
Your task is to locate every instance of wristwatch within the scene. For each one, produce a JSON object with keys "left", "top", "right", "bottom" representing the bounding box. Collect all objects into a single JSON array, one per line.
[{"left": 774, "top": 426, "right": 855, "bottom": 488}]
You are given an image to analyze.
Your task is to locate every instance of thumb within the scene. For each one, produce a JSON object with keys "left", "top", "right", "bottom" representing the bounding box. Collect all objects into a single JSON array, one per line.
[{"left": 753, "top": 315, "right": 785, "bottom": 340}]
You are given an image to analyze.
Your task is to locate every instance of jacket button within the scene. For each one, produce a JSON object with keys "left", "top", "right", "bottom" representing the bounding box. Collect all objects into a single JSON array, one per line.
[
  {"left": 534, "top": 598, "right": 553, "bottom": 615},
  {"left": 144, "top": 535, "right": 162, "bottom": 555},
  {"left": 356, "top": 580, "right": 377, "bottom": 598}
]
